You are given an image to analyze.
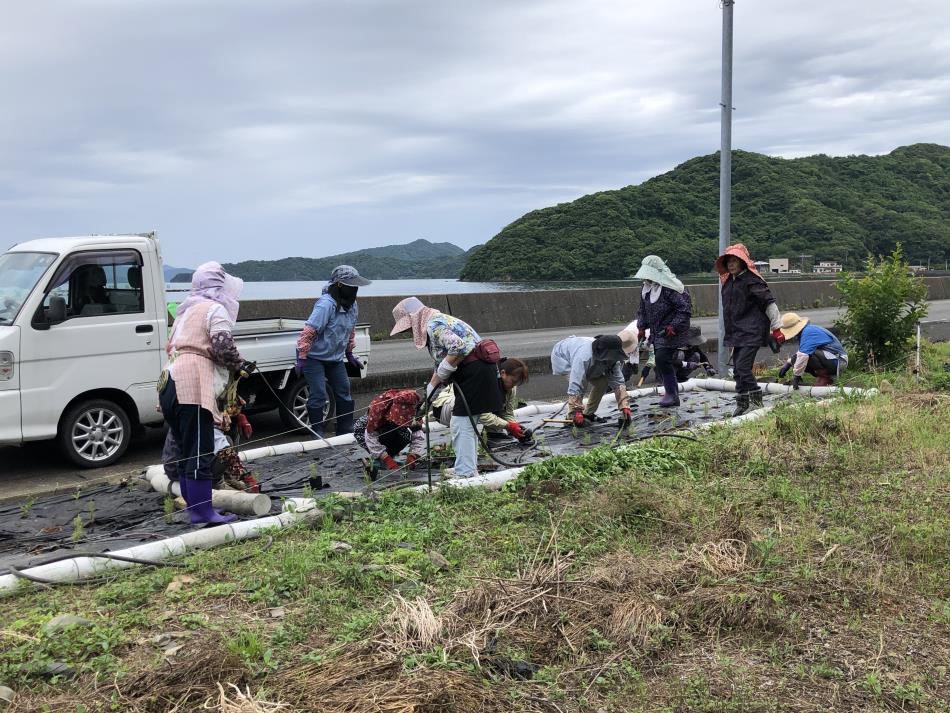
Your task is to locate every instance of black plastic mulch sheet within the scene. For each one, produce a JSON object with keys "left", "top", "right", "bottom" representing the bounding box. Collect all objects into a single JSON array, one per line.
[{"left": 0, "top": 389, "right": 777, "bottom": 573}]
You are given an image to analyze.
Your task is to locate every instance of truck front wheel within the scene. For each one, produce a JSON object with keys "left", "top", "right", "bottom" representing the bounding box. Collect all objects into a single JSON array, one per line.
[
  {"left": 58, "top": 398, "right": 131, "bottom": 468},
  {"left": 279, "top": 377, "right": 335, "bottom": 431}
]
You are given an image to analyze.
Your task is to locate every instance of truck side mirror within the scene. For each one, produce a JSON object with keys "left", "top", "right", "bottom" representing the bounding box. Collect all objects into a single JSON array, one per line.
[
  {"left": 48, "top": 296, "right": 67, "bottom": 323},
  {"left": 34, "top": 295, "right": 67, "bottom": 330}
]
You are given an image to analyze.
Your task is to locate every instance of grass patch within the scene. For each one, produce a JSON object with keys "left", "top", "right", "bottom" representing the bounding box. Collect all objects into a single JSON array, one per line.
[{"left": 1, "top": 370, "right": 949, "bottom": 711}]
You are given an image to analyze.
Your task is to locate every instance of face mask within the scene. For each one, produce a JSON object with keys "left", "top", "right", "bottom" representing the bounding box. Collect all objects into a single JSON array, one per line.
[{"left": 330, "top": 283, "right": 358, "bottom": 310}]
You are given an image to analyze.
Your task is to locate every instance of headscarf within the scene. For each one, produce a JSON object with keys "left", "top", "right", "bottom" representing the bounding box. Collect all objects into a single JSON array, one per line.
[
  {"left": 634, "top": 255, "right": 684, "bottom": 293},
  {"left": 391, "top": 296, "right": 441, "bottom": 349},
  {"left": 366, "top": 389, "right": 420, "bottom": 432},
  {"left": 176, "top": 261, "right": 243, "bottom": 323},
  {"left": 715, "top": 244, "right": 764, "bottom": 284}
]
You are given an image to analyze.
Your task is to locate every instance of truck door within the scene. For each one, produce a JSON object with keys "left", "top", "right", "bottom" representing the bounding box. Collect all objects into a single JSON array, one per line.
[
  {"left": 0, "top": 326, "right": 21, "bottom": 444},
  {"left": 18, "top": 249, "right": 164, "bottom": 444}
]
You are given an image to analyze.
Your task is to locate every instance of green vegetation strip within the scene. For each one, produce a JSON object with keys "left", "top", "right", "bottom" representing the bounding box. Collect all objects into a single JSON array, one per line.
[{"left": 2, "top": 345, "right": 949, "bottom": 712}]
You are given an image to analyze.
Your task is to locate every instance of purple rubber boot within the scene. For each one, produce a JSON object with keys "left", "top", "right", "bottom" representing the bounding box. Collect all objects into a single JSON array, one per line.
[
  {"left": 185, "top": 478, "right": 237, "bottom": 525},
  {"left": 658, "top": 373, "right": 680, "bottom": 407}
]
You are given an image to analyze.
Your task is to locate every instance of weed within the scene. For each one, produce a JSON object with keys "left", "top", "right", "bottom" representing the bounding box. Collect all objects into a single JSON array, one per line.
[
  {"left": 18, "top": 497, "right": 35, "bottom": 518},
  {"left": 71, "top": 514, "right": 84, "bottom": 543}
]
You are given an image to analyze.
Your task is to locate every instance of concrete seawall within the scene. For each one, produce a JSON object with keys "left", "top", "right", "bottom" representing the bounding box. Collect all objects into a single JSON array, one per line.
[{"left": 241, "top": 276, "right": 950, "bottom": 339}]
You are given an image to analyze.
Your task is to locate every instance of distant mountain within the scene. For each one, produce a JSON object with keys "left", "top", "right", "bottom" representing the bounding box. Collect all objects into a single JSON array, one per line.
[
  {"left": 460, "top": 143, "right": 950, "bottom": 280},
  {"left": 163, "top": 264, "right": 192, "bottom": 281},
  {"left": 221, "top": 239, "right": 470, "bottom": 281}
]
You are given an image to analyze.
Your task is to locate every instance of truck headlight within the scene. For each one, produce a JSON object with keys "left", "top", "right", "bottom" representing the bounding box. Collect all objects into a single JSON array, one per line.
[{"left": 0, "top": 352, "right": 13, "bottom": 381}]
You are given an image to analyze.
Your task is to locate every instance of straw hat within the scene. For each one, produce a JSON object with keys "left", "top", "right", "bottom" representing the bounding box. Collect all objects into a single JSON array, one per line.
[
  {"left": 618, "top": 328, "right": 638, "bottom": 355},
  {"left": 780, "top": 312, "right": 809, "bottom": 340}
]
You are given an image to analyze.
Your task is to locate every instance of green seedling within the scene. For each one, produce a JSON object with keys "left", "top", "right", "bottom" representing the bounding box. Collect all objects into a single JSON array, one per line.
[
  {"left": 71, "top": 514, "right": 84, "bottom": 543},
  {"left": 163, "top": 495, "right": 175, "bottom": 524},
  {"left": 18, "top": 497, "right": 36, "bottom": 519}
]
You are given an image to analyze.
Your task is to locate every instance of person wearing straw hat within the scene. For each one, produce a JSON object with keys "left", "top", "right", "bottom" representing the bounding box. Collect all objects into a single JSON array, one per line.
[
  {"left": 777, "top": 313, "right": 848, "bottom": 388},
  {"left": 296, "top": 265, "right": 371, "bottom": 437},
  {"left": 633, "top": 255, "right": 692, "bottom": 407},
  {"left": 390, "top": 296, "right": 502, "bottom": 478},
  {"left": 715, "top": 244, "right": 784, "bottom": 416},
  {"left": 618, "top": 320, "right": 650, "bottom": 383}
]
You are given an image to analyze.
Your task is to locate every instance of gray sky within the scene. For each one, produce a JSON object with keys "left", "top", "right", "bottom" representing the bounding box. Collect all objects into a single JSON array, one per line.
[{"left": 2, "top": 0, "right": 949, "bottom": 267}]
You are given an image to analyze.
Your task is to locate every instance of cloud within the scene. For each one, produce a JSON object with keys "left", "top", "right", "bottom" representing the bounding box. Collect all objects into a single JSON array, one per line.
[{"left": 1, "top": 0, "right": 949, "bottom": 265}]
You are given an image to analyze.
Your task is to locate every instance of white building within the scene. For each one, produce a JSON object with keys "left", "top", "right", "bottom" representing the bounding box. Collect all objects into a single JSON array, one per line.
[
  {"left": 813, "top": 261, "right": 842, "bottom": 274},
  {"left": 768, "top": 258, "right": 789, "bottom": 273}
]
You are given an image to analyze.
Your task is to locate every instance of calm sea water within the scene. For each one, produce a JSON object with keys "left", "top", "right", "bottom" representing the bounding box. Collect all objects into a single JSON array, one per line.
[
  {"left": 166, "top": 278, "right": 646, "bottom": 300},
  {"left": 165, "top": 273, "right": 845, "bottom": 300}
]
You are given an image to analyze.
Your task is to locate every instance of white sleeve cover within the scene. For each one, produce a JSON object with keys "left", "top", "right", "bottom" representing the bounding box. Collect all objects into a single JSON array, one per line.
[
  {"left": 436, "top": 357, "right": 458, "bottom": 382},
  {"left": 765, "top": 302, "right": 781, "bottom": 331}
]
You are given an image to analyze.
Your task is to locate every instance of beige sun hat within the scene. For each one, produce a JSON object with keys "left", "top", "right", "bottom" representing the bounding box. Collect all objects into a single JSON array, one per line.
[
  {"left": 780, "top": 312, "right": 809, "bottom": 340},
  {"left": 618, "top": 328, "right": 638, "bottom": 355}
]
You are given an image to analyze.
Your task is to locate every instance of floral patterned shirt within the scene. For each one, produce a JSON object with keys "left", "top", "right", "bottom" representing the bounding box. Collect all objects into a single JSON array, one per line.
[{"left": 425, "top": 313, "right": 480, "bottom": 361}]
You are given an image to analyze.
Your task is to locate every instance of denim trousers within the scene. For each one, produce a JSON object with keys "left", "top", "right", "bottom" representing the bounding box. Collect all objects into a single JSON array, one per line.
[
  {"left": 450, "top": 415, "right": 479, "bottom": 477},
  {"left": 302, "top": 358, "right": 354, "bottom": 435}
]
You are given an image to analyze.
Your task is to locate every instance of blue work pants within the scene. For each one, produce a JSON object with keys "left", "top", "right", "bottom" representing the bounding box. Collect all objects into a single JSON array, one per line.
[{"left": 302, "top": 358, "right": 354, "bottom": 436}]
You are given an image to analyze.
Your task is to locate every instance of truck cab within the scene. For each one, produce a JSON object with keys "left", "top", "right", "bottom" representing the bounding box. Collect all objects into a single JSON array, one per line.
[
  {"left": 1, "top": 233, "right": 371, "bottom": 469},
  {"left": 1, "top": 234, "right": 167, "bottom": 467}
]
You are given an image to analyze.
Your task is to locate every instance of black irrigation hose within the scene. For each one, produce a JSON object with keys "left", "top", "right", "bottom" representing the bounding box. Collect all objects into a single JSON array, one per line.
[{"left": 453, "top": 384, "right": 534, "bottom": 469}]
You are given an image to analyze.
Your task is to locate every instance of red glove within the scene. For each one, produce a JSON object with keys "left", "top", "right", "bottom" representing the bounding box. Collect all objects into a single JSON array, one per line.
[
  {"left": 235, "top": 413, "right": 253, "bottom": 439},
  {"left": 637, "top": 329, "right": 646, "bottom": 340},
  {"left": 771, "top": 329, "right": 785, "bottom": 346},
  {"left": 241, "top": 474, "right": 260, "bottom": 493},
  {"left": 664, "top": 325, "right": 676, "bottom": 338},
  {"left": 381, "top": 454, "right": 400, "bottom": 470},
  {"left": 506, "top": 421, "right": 525, "bottom": 440},
  {"left": 405, "top": 453, "right": 418, "bottom": 470},
  {"left": 572, "top": 410, "right": 587, "bottom": 427},
  {"left": 619, "top": 407, "right": 633, "bottom": 425}
]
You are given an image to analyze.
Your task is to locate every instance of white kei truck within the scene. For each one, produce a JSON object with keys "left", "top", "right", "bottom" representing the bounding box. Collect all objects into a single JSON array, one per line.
[{"left": 0, "top": 233, "right": 370, "bottom": 468}]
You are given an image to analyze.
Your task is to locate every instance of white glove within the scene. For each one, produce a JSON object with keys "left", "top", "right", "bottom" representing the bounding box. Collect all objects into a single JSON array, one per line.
[{"left": 426, "top": 382, "right": 437, "bottom": 398}]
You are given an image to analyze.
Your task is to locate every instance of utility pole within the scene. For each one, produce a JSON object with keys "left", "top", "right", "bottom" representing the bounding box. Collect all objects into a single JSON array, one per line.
[
  {"left": 797, "top": 254, "right": 812, "bottom": 273},
  {"left": 717, "top": 0, "right": 734, "bottom": 377}
]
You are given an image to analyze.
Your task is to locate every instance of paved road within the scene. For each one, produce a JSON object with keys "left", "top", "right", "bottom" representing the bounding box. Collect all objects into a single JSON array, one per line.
[
  {"left": 2, "top": 300, "right": 948, "bottom": 502},
  {"left": 370, "top": 301, "right": 950, "bottom": 371}
]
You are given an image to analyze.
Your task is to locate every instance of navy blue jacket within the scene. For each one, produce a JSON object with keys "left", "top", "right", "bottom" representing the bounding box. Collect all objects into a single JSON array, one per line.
[{"left": 636, "top": 287, "right": 692, "bottom": 349}]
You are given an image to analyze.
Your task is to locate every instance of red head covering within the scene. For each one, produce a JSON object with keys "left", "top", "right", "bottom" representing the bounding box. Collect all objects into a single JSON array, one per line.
[
  {"left": 366, "top": 389, "right": 420, "bottom": 433},
  {"left": 714, "top": 244, "right": 765, "bottom": 284}
]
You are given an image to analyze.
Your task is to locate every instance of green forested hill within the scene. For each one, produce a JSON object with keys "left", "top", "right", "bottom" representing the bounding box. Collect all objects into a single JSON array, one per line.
[
  {"left": 213, "top": 239, "right": 468, "bottom": 282},
  {"left": 460, "top": 144, "right": 950, "bottom": 280}
]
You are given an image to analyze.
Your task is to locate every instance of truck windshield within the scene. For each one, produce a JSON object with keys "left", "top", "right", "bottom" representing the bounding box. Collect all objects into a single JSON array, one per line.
[{"left": 0, "top": 251, "right": 57, "bottom": 325}]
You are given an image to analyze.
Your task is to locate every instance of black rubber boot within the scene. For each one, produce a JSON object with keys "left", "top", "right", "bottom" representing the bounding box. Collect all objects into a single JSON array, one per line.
[
  {"left": 334, "top": 399, "right": 355, "bottom": 435},
  {"left": 732, "top": 392, "right": 750, "bottom": 417},
  {"left": 306, "top": 408, "right": 324, "bottom": 437},
  {"left": 749, "top": 389, "right": 764, "bottom": 409}
]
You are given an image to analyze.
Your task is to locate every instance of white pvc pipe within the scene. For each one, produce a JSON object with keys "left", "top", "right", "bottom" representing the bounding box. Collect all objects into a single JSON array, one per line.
[
  {"left": 144, "top": 465, "right": 272, "bottom": 517},
  {"left": 0, "top": 507, "right": 324, "bottom": 594},
  {"left": 696, "top": 377, "right": 875, "bottom": 397}
]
